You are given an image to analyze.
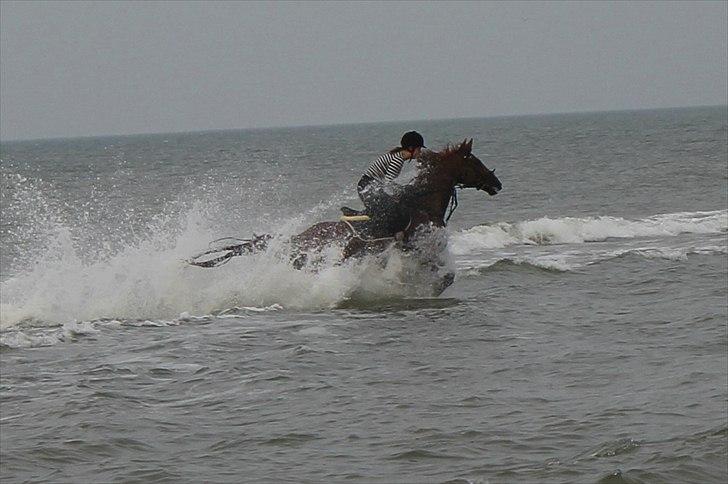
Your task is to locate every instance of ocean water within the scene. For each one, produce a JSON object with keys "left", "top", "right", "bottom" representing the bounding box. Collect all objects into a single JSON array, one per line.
[{"left": 0, "top": 106, "right": 726, "bottom": 483}]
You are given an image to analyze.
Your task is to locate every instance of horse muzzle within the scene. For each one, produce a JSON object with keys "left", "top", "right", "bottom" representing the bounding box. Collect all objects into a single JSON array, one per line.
[{"left": 480, "top": 184, "right": 501, "bottom": 195}]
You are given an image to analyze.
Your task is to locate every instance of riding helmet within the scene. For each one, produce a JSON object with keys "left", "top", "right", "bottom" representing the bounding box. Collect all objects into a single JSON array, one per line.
[{"left": 401, "top": 131, "right": 426, "bottom": 150}]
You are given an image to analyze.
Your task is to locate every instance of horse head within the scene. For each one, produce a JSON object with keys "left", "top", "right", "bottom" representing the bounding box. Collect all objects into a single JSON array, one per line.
[
  {"left": 401, "top": 139, "right": 502, "bottom": 226},
  {"left": 452, "top": 139, "right": 502, "bottom": 195}
]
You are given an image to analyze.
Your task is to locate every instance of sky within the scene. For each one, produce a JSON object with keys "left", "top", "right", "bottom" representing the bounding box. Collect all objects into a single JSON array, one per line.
[{"left": 1, "top": 0, "right": 726, "bottom": 141}]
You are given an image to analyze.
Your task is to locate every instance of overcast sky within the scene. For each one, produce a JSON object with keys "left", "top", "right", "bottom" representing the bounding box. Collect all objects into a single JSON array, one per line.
[{"left": 1, "top": 0, "right": 726, "bottom": 141}]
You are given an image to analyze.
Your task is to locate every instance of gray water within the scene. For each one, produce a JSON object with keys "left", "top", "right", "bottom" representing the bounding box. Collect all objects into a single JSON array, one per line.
[{"left": 1, "top": 106, "right": 727, "bottom": 483}]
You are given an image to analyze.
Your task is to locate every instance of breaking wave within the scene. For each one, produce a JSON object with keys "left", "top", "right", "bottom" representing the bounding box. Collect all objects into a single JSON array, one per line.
[
  {"left": 449, "top": 210, "right": 727, "bottom": 254},
  {"left": 451, "top": 210, "right": 727, "bottom": 274}
]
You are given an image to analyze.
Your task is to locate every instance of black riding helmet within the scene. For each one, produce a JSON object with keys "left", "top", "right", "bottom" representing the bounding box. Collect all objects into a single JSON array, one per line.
[{"left": 401, "top": 131, "right": 426, "bottom": 150}]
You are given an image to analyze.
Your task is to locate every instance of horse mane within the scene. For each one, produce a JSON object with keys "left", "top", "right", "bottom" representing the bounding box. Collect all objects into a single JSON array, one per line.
[
  {"left": 407, "top": 143, "right": 463, "bottom": 191},
  {"left": 417, "top": 142, "right": 465, "bottom": 168},
  {"left": 440, "top": 143, "right": 463, "bottom": 157}
]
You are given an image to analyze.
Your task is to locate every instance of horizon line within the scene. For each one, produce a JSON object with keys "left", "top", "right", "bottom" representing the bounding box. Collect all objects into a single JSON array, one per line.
[{"left": 1, "top": 103, "right": 726, "bottom": 144}]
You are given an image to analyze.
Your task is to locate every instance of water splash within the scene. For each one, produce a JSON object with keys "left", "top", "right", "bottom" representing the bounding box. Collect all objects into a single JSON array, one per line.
[{"left": 0, "top": 175, "right": 452, "bottom": 332}]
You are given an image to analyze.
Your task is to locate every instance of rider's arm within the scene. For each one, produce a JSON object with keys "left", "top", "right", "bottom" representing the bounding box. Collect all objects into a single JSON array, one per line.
[{"left": 383, "top": 155, "right": 405, "bottom": 182}]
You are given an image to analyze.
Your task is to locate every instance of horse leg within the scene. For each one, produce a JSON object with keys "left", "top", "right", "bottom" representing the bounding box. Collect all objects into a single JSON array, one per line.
[
  {"left": 342, "top": 237, "right": 366, "bottom": 260},
  {"left": 231, "top": 233, "right": 272, "bottom": 255},
  {"left": 433, "top": 271, "right": 455, "bottom": 295},
  {"left": 290, "top": 251, "right": 308, "bottom": 269},
  {"left": 341, "top": 237, "right": 395, "bottom": 261},
  {"left": 287, "top": 221, "right": 354, "bottom": 269}
]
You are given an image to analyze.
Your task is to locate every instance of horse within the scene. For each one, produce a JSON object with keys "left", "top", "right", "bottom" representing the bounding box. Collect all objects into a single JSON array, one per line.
[{"left": 188, "top": 139, "right": 502, "bottom": 285}]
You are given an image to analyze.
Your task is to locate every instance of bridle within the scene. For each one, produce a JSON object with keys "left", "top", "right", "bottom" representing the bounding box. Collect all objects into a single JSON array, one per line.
[
  {"left": 463, "top": 152, "right": 498, "bottom": 191},
  {"left": 404, "top": 153, "right": 496, "bottom": 225},
  {"left": 445, "top": 187, "right": 459, "bottom": 223}
]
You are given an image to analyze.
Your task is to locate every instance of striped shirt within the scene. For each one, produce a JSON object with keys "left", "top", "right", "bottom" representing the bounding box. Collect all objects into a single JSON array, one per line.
[{"left": 363, "top": 152, "right": 406, "bottom": 183}]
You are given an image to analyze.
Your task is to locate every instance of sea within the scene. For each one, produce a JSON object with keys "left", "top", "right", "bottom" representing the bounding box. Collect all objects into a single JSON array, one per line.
[{"left": 1, "top": 106, "right": 726, "bottom": 483}]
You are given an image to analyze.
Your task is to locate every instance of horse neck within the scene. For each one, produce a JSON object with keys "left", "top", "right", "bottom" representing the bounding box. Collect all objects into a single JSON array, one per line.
[{"left": 411, "top": 161, "right": 458, "bottom": 222}]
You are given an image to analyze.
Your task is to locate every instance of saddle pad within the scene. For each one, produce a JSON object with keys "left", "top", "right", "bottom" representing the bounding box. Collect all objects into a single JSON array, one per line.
[{"left": 340, "top": 215, "right": 370, "bottom": 222}]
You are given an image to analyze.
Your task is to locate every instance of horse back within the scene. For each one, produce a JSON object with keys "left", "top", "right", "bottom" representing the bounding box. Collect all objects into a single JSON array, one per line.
[{"left": 292, "top": 221, "right": 354, "bottom": 250}]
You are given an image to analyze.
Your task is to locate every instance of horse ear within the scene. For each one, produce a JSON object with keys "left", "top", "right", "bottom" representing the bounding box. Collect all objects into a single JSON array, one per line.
[
  {"left": 466, "top": 138, "right": 473, "bottom": 151},
  {"left": 458, "top": 138, "right": 468, "bottom": 153}
]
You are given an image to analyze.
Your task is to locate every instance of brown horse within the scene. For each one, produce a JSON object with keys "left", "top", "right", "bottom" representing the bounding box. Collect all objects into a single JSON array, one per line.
[{"left": 188, "top": 139, "right": 501, "bottom": 270}]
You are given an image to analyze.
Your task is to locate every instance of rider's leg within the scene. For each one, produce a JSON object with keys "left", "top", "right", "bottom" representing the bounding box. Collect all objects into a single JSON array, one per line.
[
  {"left": 358, "top": 182, "right": 385, "bottom": 216},
  {"left": 357, "top": 176, "right": 375, "bottom": 213}
]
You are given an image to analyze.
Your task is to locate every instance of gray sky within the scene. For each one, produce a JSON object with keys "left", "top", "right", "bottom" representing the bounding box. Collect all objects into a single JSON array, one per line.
[{"left": 1, "top": 0, "right": 726, "bottom": 141}]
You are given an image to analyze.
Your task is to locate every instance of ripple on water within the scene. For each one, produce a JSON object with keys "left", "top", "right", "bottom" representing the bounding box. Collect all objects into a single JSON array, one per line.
[
  {"left": 260, "top": 433, "right": 321, "bottom": 447},
  {"left": 388, "top": 449, "right": 465, "bottom": 461},
  {"left": 584, "top": 438, "right": 643, "bottom": 459}
]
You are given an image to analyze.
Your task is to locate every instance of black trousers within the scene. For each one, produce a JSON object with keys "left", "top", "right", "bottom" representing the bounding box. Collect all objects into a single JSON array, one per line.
[
  {"left": 357, "top": 175, "right": 396, "bottom": 215},
  {"left": 356, "top": 175, "right": 412, "bottom": 235}
]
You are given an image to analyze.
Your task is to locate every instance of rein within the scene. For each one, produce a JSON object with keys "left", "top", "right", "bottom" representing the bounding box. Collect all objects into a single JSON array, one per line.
[
  {"left": 404, "top": 183, "right": 461, "bottom": 225},
  {"left": 445, "top": 187, "right": 459, "bottom": 223},
  {"left": 443, "top": 173, "right": 495, "bottom": 223}
]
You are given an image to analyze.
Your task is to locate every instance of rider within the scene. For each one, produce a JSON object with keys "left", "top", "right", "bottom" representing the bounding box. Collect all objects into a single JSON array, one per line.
[{"left": 357, "top": 131, "right": 426, "bottom": 220}]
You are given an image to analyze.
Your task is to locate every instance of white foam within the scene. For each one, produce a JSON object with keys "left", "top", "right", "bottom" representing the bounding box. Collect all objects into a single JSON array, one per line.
[
  {"left": 62, "top": 320, "right": 100, "bottom": 335},
  {"left": 450, "top": 210, "right": 727, "bottom": 254},
  {"left": 603, "top": 243, "right": 728, "bottom": 262},
  {"left": 0, "top": 199, "right": 453, "bottom": 331},
  {"left": 0, "top": 321, "right": 100, "bottom": 348},
  {"left": 459, "top": 254, "right": 576, "bottom": 274},
  {"left": 223, "top": 304, "right": 284, "bottom": 313}
]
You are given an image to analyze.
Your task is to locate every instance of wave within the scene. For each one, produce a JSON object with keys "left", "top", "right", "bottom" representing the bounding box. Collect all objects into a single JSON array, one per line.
[
  {"left": 459, "top": 258, "right": 574, "bottom": 275},
  {"left": 606, "top": 245, "right": 728, "bottom": 261},
  {"left": 458, "top": 243, "right": 728, "bottom": 275},
  {"left": 1, "top": 182, "right": 724, "bottom": 336},
  {"left": 449, "top": 210, "right": 727, "bottom": 254}
]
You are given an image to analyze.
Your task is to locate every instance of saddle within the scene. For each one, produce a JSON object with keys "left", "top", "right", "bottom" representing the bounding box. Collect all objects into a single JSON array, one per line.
[
  {"left": 340, "top": 206, "right": 369, "bottom": 219},
  {"left": 339, "top": 205, "right": 410, "bottom": 240}
]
